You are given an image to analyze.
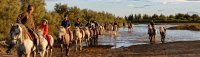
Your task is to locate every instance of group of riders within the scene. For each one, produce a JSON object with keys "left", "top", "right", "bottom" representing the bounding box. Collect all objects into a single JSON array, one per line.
[
  {"left": 6, "top": 5, "right": 120, "bottom": 54},
  {"left": 148, "top": 21, "right": 167, "bottom": 44}
]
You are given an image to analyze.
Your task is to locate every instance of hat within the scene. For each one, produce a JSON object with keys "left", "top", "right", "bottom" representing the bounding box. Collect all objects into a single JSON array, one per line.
[{"left": 42, "top": 19, "right": 48, "bottom": 23}]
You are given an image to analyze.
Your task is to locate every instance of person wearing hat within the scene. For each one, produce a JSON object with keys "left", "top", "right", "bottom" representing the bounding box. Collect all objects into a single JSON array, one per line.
[{"left": 39, "top": 19, "right": 51, "bottom": 48}]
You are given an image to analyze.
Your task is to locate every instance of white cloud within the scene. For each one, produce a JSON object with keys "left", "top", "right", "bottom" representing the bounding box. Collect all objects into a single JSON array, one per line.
[
  {"left": 149, "top": 0, "right": 200, "bottom": 4},
  {"left": 127, "top": 4, "right": 135, "bottom": 7}
]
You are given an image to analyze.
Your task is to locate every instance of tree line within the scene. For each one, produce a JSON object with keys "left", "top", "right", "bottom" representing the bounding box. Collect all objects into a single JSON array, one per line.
[
  {"left": 0, "top": 0, "right": 125, "bottom": 40},
  {"left": 125, "top": 13, "right": 200, "bottom": 23}
]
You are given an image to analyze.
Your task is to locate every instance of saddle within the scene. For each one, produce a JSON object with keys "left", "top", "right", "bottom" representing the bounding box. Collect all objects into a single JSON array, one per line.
[{"left": 27, "top": 29, "right": 38, "bottom": 46}]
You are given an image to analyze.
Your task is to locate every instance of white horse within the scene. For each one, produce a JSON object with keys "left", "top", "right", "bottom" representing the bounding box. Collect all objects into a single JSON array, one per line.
[
  {"left": 113, "top": 25, "right": 118, "bottom": 31},
  {"left": 10, "top": 23, "right": 36, "bottom": 57},
  {"left": 36, "top": 29, "right": 54, "bottom": 57},
  {"left": 98, "top": 25, "right": 105, "bottom": 35},
  {"left": 74, "top": 27, "right": 85, "bottom": 51},
  {"left": 159, "top": 26, "right": 166, "bottom": 43},
  {"left": 107, "top": 24, "right": 113, "bottom": 31},
  {"left": 83, "top": 27, "right": 91, "bottom": 47},
  {"left": 57, "top": 26, "right": 72, "bottom": 56}
]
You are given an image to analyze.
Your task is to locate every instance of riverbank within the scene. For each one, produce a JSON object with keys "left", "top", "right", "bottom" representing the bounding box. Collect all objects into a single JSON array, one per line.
[
  {"left": 168, "top": 24, "right": 200, "bottom": 31},
  {"left": 1, "top": 40, "right": 200, "bottom": 57}
]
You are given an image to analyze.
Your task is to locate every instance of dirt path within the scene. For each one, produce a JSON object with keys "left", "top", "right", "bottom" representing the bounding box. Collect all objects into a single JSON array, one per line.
[{"left": 1, "top": 40, "right": 200, "bottom": 57}]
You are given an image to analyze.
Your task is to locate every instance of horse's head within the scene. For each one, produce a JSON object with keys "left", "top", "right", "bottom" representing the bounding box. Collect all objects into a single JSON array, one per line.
[
  {"left": 57, "top": 26, "right": 66, "bottom": 39},
  {"left": 10, "top": 23, "right": 22, "bottom": 42},
  {"left": 36, "top": 29, "right": 43, "bottom": 36}
]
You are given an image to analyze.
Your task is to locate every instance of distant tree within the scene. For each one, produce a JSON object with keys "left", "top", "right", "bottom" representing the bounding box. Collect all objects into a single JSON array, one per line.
[
  {"left": 125, "top": 16, "right": 128, "bottom": 21},
  {"left": 169, "top": 15, "right": 175, "bottom": 20},
  {"left": 0, "top": 0, "right": 21, "bottom": 37},
  {"left": 128, "top": 14, "right": 134, "bottom": 23},
  {"left": 152, "top": 14, "right": 159, "bottom": 20},
  {"left": 143, "top": 14, "right": 149, "bottom": 20},
  {"left": 54, "top": 3, "right": 68, "bottom": 19},
  {"left": 159, "top": 14, "right": 166, "bottom": 20}
]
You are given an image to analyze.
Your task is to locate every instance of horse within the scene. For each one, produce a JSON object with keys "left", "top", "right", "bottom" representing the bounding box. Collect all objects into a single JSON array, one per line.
[
  {"left": 113, "top": 25, "right": 118, "bottom": 31},
  {"left": 9, "top": 23, "right": 36, "bottom": 57},
  {"left": 74, "top": 27, "right": 85, "bottom": 51},
  {"left": 36, "top": 29, "right": 54, "bottom": 57},
  {"left": 83, "top": 27, "right": 91, "bottom": 47},
  {"left": 98, "top": 25, "right": 105, "bottom": 35},
  {"left": 148, "top": 24, "right": 156, "bottom": 44},
  {"left": 128, "top": 23, "right": 133, "bottom": 32},
  {"left": 57, "top": 26, "right": 72, "bottom": 56},
  {"left": 159, "top": 26, "right": 166, "bottom": 43},
  {"left": 107, "top": 23, "right": 113, "bottom": 31},
  {"left": 90, "top": 24, "right": 99, "bottom": 45}
]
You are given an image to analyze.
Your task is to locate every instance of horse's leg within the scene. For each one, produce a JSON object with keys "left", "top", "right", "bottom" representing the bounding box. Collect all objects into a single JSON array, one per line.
[
  {"left": 49, "top": 48, "right": 53, "bottom": 57},
  {"left": 150, "top": 35, "right": 153, "bottom": 44},
  {"left": 17, "top": 51, "right": 23, "bottom": 57},
  {"left": 79, "top": 39, "right": 82, "bottom": 51},
  {"left": 161, "top": 34, "right": 163, "bottom": 43},
  {"left": 163, "top": 35, "right": 165, "bottom": 43},
  {"left": 65, "top": 45, "right": 69, "bottom": 56},
  {"left": 61, "top": 44, "right": 63, "bottom": 57},
  {"left": 75, "top": 40, "right": 78, "bottom": 51},
  {"left": 149, "top": 35, "right": 151, "bottom": 43},
  {"left": 45, "top": 49, "right": 48, "bottom": 57},
  {"left": 31, "top": 50, "right": 36, "bottom": 57},
  {"left": 85, "top": 38, "right": 88, "bottom": 47},
  {"left": 25, "top": 54, "right": 30, "bottom": 57},
  {"left": 153, "top": 35, "right": 156, "bottom": 44}
]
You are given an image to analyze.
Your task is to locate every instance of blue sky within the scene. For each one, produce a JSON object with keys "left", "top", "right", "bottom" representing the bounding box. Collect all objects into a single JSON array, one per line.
[{"left": 45, "top": 0, "right": 200, "bottom": 17}]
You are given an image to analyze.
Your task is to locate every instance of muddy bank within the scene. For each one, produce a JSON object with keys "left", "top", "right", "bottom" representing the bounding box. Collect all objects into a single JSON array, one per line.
[{"left": 1, "top": 40, "right": 200, "bottom": 57}]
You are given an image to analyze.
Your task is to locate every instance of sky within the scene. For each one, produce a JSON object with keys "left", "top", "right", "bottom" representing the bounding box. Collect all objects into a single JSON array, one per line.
[{"left": 45, "top": 0, "right": 200, "bottom": 17}]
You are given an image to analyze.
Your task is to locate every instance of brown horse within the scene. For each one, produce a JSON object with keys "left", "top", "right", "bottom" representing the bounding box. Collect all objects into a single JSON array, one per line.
[
  {"left": 128, "top": 23, "right": 133, "bottom": 32},
  {"left": 148, "top": 24, "right": 156, "bottom": 44}
]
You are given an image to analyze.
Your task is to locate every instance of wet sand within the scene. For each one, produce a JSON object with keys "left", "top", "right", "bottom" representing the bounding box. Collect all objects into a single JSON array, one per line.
[{"left": 1, "top": 40, "right": 200, "bottom": 57}]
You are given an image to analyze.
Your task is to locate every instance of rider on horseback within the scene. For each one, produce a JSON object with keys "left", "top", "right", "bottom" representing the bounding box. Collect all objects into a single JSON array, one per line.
[
  {"left": 113, "top": 21, "right": 118, "bottom": 31},
  {"left": 86, "top": 20, "right": 91, "bottom": 28},
  {"left": 74, "top": 18, "right": 83, "bottom": 28},
  {"left": 7, "top": 5, "right": 38, "bottom": 53},
  {"left": 61, "top": 14, "right": 73, "bottom": 41},
  {"left": 39, "top": 19, "right": 52, "bottom": 48}
]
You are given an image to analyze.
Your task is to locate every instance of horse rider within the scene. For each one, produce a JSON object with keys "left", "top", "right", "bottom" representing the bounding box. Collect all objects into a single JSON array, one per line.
[
  {"left": 150, "top": 21, "right": 156, "bottom": 33},
  {"left": 74, "top": 18, "right": 83, "bottom": 28},
  {"left": 123, "top": 22, "right": 126, "bottom": 28},
  {"left": 86, "top": 20, "right": 92, "bottom": 28},
  {"left": 74, "top": 18, "right": 84, "bottom": 37},
  {"left": 7, "top": 5, "right": 38, "bottom": 53},
  {"left": 61, "top": 14, "right": 72, "bottom": 40},
  {"left": 113, "top": 21, "right": 118, "bottom": 31},
  {"left": 39, "top": 19, "right": 51, "bottom": 48},
  {"left": 90, "top": 20, "right": 98, "bottom": 29}
]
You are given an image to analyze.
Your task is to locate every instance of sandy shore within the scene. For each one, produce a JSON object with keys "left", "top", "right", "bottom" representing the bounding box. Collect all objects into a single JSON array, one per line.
[{"left": 1, "top": 40, "right": 200, "bottom": 57}]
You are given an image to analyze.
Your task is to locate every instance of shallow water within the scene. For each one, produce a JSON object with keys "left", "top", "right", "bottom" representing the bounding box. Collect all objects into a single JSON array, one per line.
[{"left": 97, "top": 24, "right": 200, "bottom": 48}]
